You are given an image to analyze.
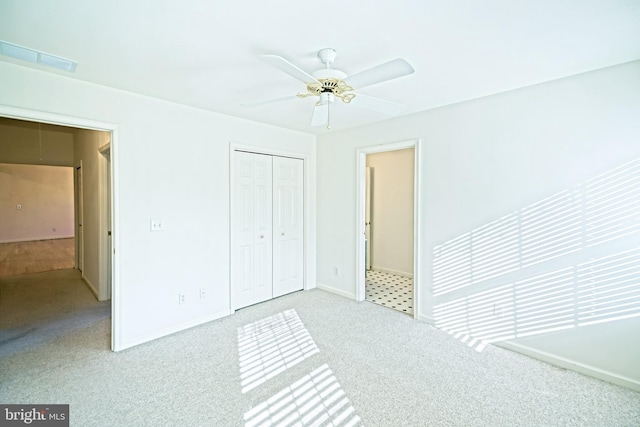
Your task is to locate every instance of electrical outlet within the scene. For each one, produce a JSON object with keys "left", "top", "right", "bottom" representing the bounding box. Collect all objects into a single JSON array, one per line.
[
  {"left": 52, "top": 227, "right": 56, "bottom": 232},
  {"left": 334, "top": 267, "right": 340, "bottom": 276},
  {"left": 199, "top": 288, "right": 206, "bottom": 299},
  {"left": 493, "top": 303, "right": 507, "bottom": 318},
  {"left": 150, "top": 219, "right": 164, "bottom": 232},
  {"left": 179, "top": 292, "right": 187, "bottom": 305}
]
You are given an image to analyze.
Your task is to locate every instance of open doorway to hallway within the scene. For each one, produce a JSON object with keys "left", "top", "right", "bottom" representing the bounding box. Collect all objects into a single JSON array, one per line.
[
  {"left": 364, "top": 147, "right": 415, "bottom": 315},
  {"left": 0, "top": 116, "right": 114, "bottom": 350},
  {"left": 356, "top": 140, "right": 420, "bottom": 318}
]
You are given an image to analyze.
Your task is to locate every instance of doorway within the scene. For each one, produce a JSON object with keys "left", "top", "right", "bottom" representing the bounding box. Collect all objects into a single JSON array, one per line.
[
  {"left": 356, "top": 140, "right": 421, "bottom": 318},
  {"left": 0, "top": 107, "right": 118, "bottom": 350}
]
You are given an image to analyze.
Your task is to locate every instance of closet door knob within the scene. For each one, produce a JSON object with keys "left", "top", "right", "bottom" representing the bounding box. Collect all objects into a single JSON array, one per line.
[
  {"left": 260, "top": 235, "right": 264, "bottom": 239},
  {"left": 281, "top": 232, "right": 285, "bottom": 236}
]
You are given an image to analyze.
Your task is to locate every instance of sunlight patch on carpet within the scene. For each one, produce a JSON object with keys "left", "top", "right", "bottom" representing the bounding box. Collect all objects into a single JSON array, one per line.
[
  {"left": 244, "top": 364, "right": 363, "bottom": 427},
  {"left": 238, "top": 309, "right": 319, "bottom": 394}
]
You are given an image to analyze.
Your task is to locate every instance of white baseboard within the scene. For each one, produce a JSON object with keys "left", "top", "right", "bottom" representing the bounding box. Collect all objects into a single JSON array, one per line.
[
  {"left": 497, "top": 341, "right": 640, "bottom": 392},
  {"left": 0, "top": 235, "right": 75, "bottom": 244},
  {"left": 82, "top": 274, "right": 99, "bottom": 299},
  {"left": 316, "top": 283, "right": 357, "bottom": 300},
  {"left": 369, "top": 267, "right": 413, "bottom": 278},
  {"left": 82, "top": 273, "right": 110, "bottom": 301},
  {"left": 114, "top": 309, "right": 232, "bottom": 352},
  {"left": 417, "top": 314, "right": 435, "bottom": 325}
]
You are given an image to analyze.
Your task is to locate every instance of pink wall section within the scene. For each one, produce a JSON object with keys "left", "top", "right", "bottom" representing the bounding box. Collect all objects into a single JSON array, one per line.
[{"left": 0, "top": 163, "right": 74, "bottom": 243}]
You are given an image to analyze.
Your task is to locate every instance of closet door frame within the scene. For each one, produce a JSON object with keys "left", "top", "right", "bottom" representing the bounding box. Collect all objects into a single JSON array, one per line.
[{"left": 229, "top": 143, "right": 310, "bottom": 312}]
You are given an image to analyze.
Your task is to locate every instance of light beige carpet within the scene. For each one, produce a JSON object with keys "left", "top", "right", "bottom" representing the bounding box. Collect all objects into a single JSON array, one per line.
[{"left": 1, "top": 269, "right": 639, "bottom": 426}]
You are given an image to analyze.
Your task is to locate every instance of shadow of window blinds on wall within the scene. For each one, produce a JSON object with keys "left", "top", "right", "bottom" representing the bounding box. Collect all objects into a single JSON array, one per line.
[{"left": 432, "top": 157, "right": 640, "bottom": 350}]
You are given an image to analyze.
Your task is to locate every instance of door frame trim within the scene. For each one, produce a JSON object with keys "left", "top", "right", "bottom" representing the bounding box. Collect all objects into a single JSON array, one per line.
[
  {"left": 0, "top": 104, "right": 121, "bottom": 350},
  {"left": 229, "top": 142, "right": 311, "bottom": 312},
  {"left": 356, "top": 139, "right": 421, "bottom": 319},
  {"left": 75, "top": 161, "right": 84, "bottom": 272}
]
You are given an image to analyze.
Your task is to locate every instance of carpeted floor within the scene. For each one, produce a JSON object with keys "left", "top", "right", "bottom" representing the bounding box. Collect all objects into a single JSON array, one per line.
[
  {"left": 1, "top": 269, "right": 639, "bottom": 426},
  {"left": 0, "top": 238, "right": 75, "bottom": 277}
]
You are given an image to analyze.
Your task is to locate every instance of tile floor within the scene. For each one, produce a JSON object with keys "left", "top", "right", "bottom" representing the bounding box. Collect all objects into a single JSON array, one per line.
[{"left": 365, "top": 269, "right": 414, "bottom": 316}]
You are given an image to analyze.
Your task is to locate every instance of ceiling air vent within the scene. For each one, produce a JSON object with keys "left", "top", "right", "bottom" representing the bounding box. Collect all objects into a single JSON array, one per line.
[{"left": 0, "top": 41, "right": 77, "bottom": 72}]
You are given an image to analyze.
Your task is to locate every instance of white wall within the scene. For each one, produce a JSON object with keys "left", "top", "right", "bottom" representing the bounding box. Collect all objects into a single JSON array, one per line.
[
  {"left": 0, "top": 60, "right": 316, "bottom": 350},
  {"left": 0, "top": 163, "right": 74, "bottom": 242},
  {"left": 366, "top": 148, "right": 414, "bottom": 275},
  {"left": 317, "top": 60, "right": 640, "bottom": 389}
]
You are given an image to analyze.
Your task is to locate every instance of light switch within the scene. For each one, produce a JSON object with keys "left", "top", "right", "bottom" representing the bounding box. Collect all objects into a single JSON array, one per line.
[{"left": 150, "top": 219, "right": 164, "bottom": 232}]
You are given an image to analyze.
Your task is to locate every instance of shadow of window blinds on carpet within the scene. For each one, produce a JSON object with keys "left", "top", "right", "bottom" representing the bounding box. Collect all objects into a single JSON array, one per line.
[{"left": 238, "top": 310, "right": 363, "bottom": 426}]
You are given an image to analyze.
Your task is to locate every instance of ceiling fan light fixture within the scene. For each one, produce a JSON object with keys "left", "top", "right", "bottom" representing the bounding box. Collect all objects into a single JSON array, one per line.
[{"left": 318, "top": 92, "right": 335, "bottom": 105}]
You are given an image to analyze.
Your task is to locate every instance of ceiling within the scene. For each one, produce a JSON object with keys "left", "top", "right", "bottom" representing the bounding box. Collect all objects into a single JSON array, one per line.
[{"left": 1, "top": 1, "right": 639, "bottom": 135}]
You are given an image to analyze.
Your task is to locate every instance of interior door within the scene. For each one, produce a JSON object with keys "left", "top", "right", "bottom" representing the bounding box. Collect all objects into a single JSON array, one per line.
[
  {"left": 233, "top": 152, "right": 273, "bottom": 309},
  {"left": 105, "top": 151, "right": 112, "bottom": 299},
  {"left": 272, "top": 156, "right": 304, "bottom": 298}
]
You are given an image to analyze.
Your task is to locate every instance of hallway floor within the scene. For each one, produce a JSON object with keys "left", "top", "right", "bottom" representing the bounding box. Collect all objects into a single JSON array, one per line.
[
  {"left": 0, "top": 238, "right": 75, "bottom": 277},
  {"left": 365, "top": 269, "right": 413, "bottom": 316}
]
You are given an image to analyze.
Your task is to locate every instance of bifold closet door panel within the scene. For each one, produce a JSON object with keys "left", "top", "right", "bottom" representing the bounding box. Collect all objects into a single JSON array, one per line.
[
  {"left": 233, "top": 152, "right": 273, "bottom": 309},
  {"left": 272, "top": 156, "right": 304, "bottom": 298}
]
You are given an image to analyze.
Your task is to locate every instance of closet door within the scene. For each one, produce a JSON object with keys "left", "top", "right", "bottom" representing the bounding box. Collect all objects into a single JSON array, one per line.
[
  {"left": 272, "top": 156, "right": 304, "bottom": 297},
  {"left": 233, "top": 152, "right": 273, "bottom": 309}
]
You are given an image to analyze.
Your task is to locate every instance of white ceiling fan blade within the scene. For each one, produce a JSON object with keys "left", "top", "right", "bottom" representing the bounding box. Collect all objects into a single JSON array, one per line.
[
  {"left": 311, "top": 103, "right": 328, "bottom": 127},
  {"left": 241, "top": 95, "right": 298, "bottom": 108},
  {"left": 260, "top": 54, "right": 319, "bottom": 84},
  {"left": 351, "top": 94, "right": 406, "bottom": 116},
  {"left": 345, "top": 58, "right": 414, "bottom": 90}
]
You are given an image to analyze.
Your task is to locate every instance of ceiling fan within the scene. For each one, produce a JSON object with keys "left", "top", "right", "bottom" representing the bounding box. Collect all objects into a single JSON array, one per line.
[{"left": 242, "top": 48, "right": 415, "bottom": 129}]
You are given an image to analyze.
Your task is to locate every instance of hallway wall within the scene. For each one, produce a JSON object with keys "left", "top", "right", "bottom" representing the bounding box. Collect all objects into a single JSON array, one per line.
[
  {"left": 366, "top": 148, "right": 414, "bottom": 275},
  {"left": 0, "top": 118, "right": 74, "bottom": 166}
]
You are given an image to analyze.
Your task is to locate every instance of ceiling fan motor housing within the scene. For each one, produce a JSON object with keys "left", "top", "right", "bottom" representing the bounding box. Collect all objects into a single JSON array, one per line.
[
  {"left": 307, "top": 69, "right": 354, "bottom": 103},
  {"left": 312, "top": 68, "right": 346, "bottom": 80}
]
